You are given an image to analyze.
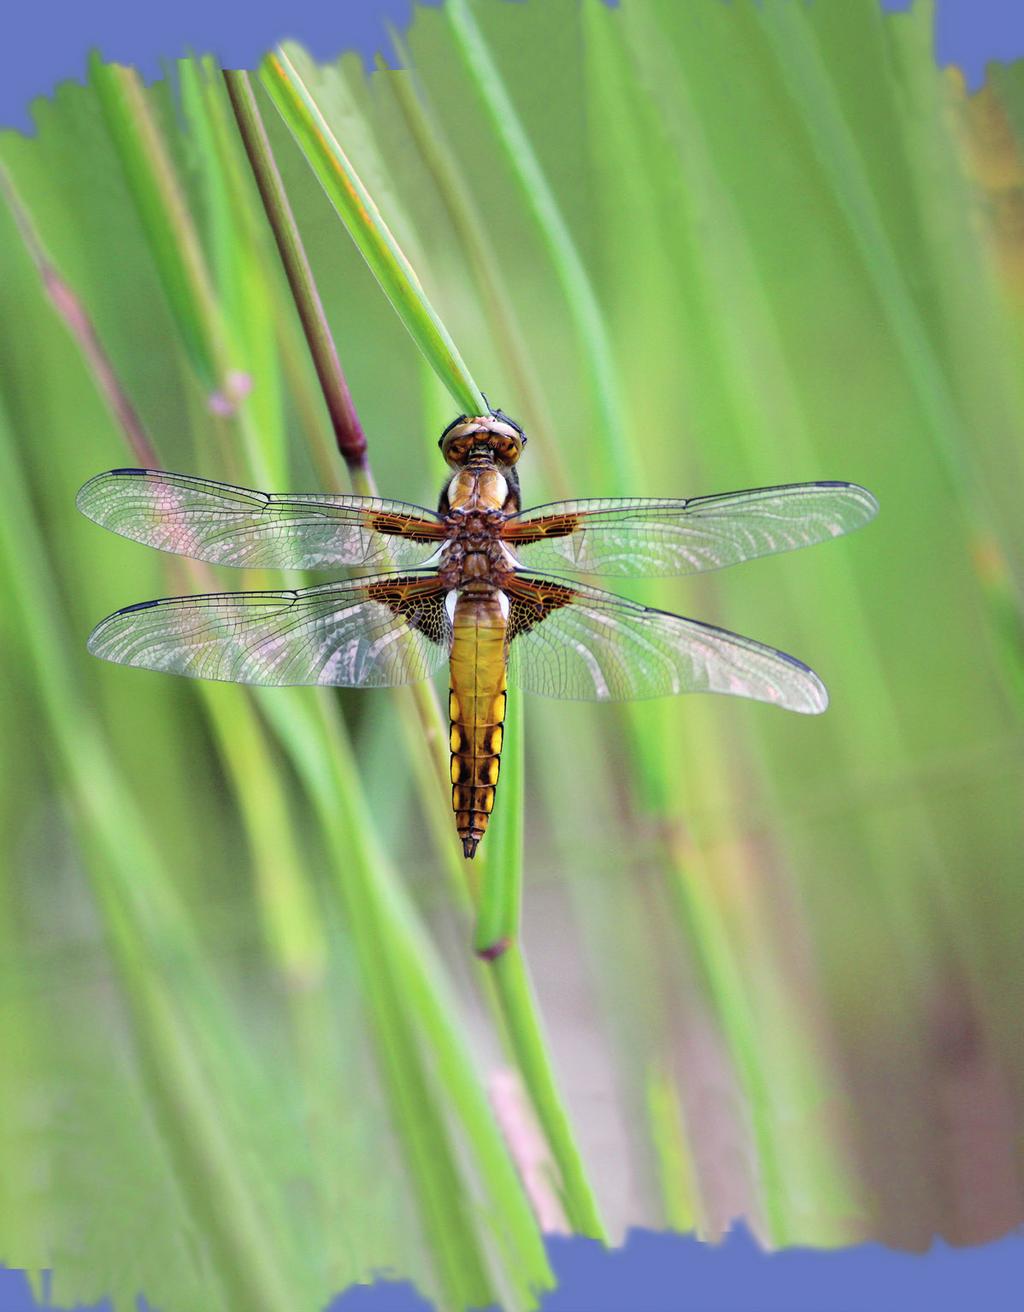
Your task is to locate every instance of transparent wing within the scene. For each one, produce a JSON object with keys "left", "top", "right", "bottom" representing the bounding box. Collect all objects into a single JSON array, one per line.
[
  {"left": 505, "top": 576, "right": 827, "bottom": 712},
  {"left": 87, "top": 574, "right": 451, "bottom": 687},
  {"left": 77, "top": 468, "right": 446, "bottom": 570},
  {"left": 503, "top": 482, "right": 878, "bottom": 576}
]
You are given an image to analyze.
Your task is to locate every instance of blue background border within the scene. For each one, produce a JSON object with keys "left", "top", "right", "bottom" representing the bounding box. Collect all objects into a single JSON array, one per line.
[
  {"left": 2, "top": 1, "right": 1024, "bottom": 1308},
  {"left": 2, "top": 0, "right": 1024, "bottom": 130}
]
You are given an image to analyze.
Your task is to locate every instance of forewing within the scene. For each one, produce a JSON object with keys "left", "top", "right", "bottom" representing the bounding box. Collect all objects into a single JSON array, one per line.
[
  {"left": 505, "top": 577, "right": 827, "bottom": 712},
  {"left": 503, "top": 482, "right": 878, "bottom": 576},
  {"left": 77, "top": 468, "right": 445, "bottom": 570},
  {"left": 87, "top": 574, "right": 452, "bottom": 687}
]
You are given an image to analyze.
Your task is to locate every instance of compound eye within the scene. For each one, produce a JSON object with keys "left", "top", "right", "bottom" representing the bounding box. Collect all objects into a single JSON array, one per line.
[
  {"left": 440, "top": 433, "right": 471, "bottom": 464},
  {"left": 439, "top": 414, "right": 469, "bottom": 452},
  {"left": 499, "top": 436, "right": 523, "bottom": 464}
]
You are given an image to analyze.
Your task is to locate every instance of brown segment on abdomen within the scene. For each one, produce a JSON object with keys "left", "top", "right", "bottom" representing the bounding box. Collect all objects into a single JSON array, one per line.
[{"left": 448, "top": 592, "right": 508, "bottom": 858}]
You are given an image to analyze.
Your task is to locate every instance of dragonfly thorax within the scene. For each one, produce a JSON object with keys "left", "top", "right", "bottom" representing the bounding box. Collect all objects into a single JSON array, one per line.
[
  {"left": 444, "top": 465, "right": 511, "bottom": 513},
  {"left": 438, "top": 524, "right": 514, "bottom": 591},
  {"left": 445, "top": 505, "right": 505, "bottom": 536}
]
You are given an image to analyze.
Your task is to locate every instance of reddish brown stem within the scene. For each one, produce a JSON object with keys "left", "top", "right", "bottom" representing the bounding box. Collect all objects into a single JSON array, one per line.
[{"left": 222, "top": 69, "right": 368, "bottom": 475}]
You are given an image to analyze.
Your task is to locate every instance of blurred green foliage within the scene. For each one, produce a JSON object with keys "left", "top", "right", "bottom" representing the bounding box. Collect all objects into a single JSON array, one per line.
[{"left": 2, "top": 2, "right": 1024, "bottom": 1310}]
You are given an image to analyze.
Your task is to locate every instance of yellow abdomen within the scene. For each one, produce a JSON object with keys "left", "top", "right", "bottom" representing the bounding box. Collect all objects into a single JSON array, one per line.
[{"left": 449, "top": 592, "right": 507, "bottom": 858}]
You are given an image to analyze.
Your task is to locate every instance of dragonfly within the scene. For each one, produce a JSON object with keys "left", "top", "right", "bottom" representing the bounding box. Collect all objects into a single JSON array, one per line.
[{"left": 78, "top": 409, "right": 878, "bottom": 857}]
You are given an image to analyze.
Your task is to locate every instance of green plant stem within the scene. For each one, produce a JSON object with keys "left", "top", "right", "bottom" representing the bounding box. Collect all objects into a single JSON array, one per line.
[
  {"left": 474, "top": 694, "right": 524, "bottom": 958},
  {"left": 645, "top": 1065, "right": 702, "bottom": 1234},
  {"left": 260, "top": 44, "right": 486, "bottom": 415},
  {"left": 490, "top": 946, "right": 606, "bottom": 1238},
  {"left": 380, "top": 53, "right": 573, "bottom": 496},
  {"left": 446, "top": 0, "right": 632, "bottom": 487},
  {"left": 89, "top": 56, "right": 240, "bottom": 404}
]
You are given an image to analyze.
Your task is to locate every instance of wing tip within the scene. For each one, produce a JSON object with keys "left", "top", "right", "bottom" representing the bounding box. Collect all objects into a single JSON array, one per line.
[
  {"left": 818, "top": 480, "right": 880, "bottom": 528},
  {"left": 769, "top": 646, "right": 829, "bottom": 714},
  {"left": 74, "top": 474, "right": 102, "bottom": 518},
  {"left": 76, "top": 468, "right": 152, "bottom": 520},
  {"left": 86, "top": 599, "right": 160, "bottom": 658},
  {"left": 860, "top": 486, "right": 880, "bottom": 522},
  {"left": 85, "top": 617, "right": 115, "bottom": 659},
  {"left": 795, "top": 670, "right": 829, "bottom": 714},
  {"left": 846, "top": 482, "right": 879, "bottom": 523},
  {"left": 800, "top": 678, "right": 830, "bottom": 714}
]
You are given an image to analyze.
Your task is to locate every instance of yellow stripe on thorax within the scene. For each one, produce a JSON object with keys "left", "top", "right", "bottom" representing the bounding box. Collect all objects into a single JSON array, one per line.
[{"left": 449, "top": 592, "right": 507, "bottom": 857}]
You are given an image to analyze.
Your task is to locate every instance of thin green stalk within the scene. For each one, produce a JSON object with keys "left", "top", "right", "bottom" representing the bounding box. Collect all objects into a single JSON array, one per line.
[
  {"left": 490, "top": 946, "right": 606, "bottom": 1237},
  {"left": 475, "top": 694, "right": 524, "bottom": 958},
  {"left": 178, "top": 57, "right": 288, "bottom": 483},
  {"left": 260, "top": 44, "right": 486, "bottom": 414},
  {"left": 177, "top": 58, "right": 347, "bottom": 493},
  {"left": 0, "top": 845, "right": 46, "bottom": 1292},
  {"left": 89, "top": 56, "right": 242, "bottom": 407},
  {"left": 756, "top": 1, "right": 969, "bottom": 484},
  {"left": 380, "top": 51, "right": 572, "bottom": 497},
  {"left": 664, "top": 831, "right": 791, "bottom": 1239},
  {"left": 198, "top": 682, "right": 327, "bottom": 984},
  {"left": 329, "top": 874, "right": 497, "bottom": 1310},
  {"left": 645, "top": 1066, "right": 702, "bottom": 1234},
  {"left": 445, "top": 0, "right": 633, "bottom": 488}
]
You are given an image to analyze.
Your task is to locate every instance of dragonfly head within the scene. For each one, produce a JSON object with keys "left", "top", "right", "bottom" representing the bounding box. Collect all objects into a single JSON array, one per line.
[{"left": 439, "top": 408, "right": 526, "bottom": 470}]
